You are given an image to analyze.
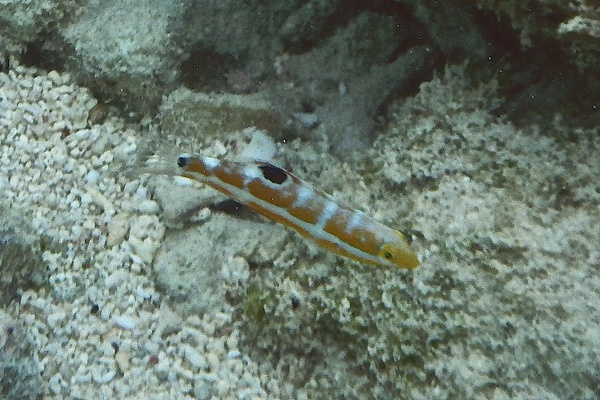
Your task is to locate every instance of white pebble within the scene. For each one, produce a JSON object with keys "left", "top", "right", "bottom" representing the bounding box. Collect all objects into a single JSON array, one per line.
[
  {"left": 74, "top": 129, "right": 90, "bottom": 140},
  {"left": 183, "top": 345, "right": 208, "bottom": 370},
  {"left": 71, "top": 372, "right": 91, "bottom": 384},
  {"left": 107, "top": 213, "right": 130, "bottom": 247},
  {"left": 293, "top": 111, "right": 318, "bottom": 127},
  {"left": 80, "top": 192, "right": 93, "bottom": 204},
  {"left": 128, "top": 236, "right": 157, "bottom": 264},
  {"left": 136, "top": 199, "right": 159, "bottom": 214},
  {"left": 104, "top": 269, "right": 127, "bottom": 288},
  {"left": 123, "top": 180, "right": 139, "bottom": 193},
  {"left": 113, "top": 315, "right": 135, "bottom": 331},
  {"left": 154, "top": 359, "right": 171, "bottom": 379},
  {"left": 113, "top": 315, "right": 136, "bottom": 330},
  {"left": 47, "top": 70, "right": 61, "bottom": 83},
  {"left": 88, "top": 188, "right": 115, "bottom": 214},
  {"left": 206, "top": 352, "right": 220, "bottom": 371},
  {"left": 85, "top": 170, "right": 100, "bottom": 183},
  {"left": 47, "top": 311, "right": 67, "bottom": 328},
  {"left": 135, "top": 186, "right": 147, "bottom": 198},
  {"left": 227, "top": 350, "right": 241, "bottom": 358},
  {"left": 49, "top": 373, "right": 63, "bottom": 394},
  {"left": 226, "top": 334, "right": 238, "bottom": 349},
  {"left": 174, "top": 176, "right": 193, "bottom": 186},
  {"left": 194, "top": 379, "right": 212, "bottom": 400},
  {"left": 134, "top": 287, "right": 154, "bottom": 299},
  {"left": 115, "top": 351, "right": 130, "bottom": 373},
  {"left": 129, "top": 253, "right": 144, "bottom": 264},
  {"left": 22, "top": 113, "right": 34, "bottom": 123},
  {"left": 92, "top": 369, "right": 116, "bottom": 384},
  {"left": 215, "top": 379, "right": 229, "bottom": 396}
]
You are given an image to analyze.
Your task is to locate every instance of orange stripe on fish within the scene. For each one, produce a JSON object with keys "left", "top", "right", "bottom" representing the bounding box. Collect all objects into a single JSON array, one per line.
[{"left": 175, "top": 154, "right": 419, "bottom": 269}]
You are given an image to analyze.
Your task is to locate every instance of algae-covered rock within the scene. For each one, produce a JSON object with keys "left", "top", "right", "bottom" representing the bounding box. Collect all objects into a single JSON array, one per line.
[
  {"left": 0, "top": 0, "right": 83, "bottom": 55},
  {"left": 0, "top": 211, "right": 50, "bottom": 307},
  {"left": 237, "top": 64, "right": 600, "bottom": 399},
  {"left": 158, "top": 88, "right": 280, "bottom": 139},
  {"left": 477, "top": 0, "right": 600, "bottom": 73},
  {"left": 0, "top": 310, "right": 43, "bottom": 399},
  {"left": 61, "top": 0, "right": 186, "bottom": 113},
  {"left": 151, "top": 208, "right": 290, "bottom": 317}
]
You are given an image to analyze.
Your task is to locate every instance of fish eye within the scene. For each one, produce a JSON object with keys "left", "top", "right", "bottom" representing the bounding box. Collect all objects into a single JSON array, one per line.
[
  {"left": 177, "top": 156, "right": 188, "bottom": 168},
  {"left": 383, "top": 251, "right": 394, "bottom": 260}
]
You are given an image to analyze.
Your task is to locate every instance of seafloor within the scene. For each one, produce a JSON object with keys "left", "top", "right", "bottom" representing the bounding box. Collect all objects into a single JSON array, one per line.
[{"left": 1, "top": 1, "right": 599, "bottom": 399}]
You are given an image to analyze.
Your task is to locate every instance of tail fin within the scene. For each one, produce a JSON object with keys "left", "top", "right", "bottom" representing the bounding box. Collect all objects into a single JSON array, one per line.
[{"left": 124, "top": 133, "right": 182, "bottom": 179}]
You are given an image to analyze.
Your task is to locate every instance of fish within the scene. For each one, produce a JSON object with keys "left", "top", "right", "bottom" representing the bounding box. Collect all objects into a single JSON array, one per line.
[{"left": 173, "top": 154, "right": 419, "bottom": 269}]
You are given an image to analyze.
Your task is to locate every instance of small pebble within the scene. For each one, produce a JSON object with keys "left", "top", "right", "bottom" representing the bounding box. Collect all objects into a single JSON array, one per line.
[
  {"left": 85, "top": 170, "right": 100, "bottom": 183},
  {"left": 115, "top": 351, "right": 131, "bottom": 373},
  {"left": 183, "top": 345, "right": 207, "bottom": 370},
  {"left": 206, "top": 352, "right": 220, "bottom": 371},
  {"left": 227, "top": 350, "right": 241, "bottom": 359},
  {"left": 106, "top": 213, "right": 130, "bottom": 247},
  {"left": 80, "top": 192, "right": 93, "bottom": 204},
  {"left": 113, "top": 315, "right": 136, "bottom": 330},
  {"left": 93, "top": 369, "right": 116, "bottom": 384},
  {"left": 136, "top": 199, "right": 159, "bottom": 214}
]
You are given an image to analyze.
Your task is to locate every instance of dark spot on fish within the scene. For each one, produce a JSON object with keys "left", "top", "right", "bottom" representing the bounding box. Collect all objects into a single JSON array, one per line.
[{"left": 259, "top": 163, "right": 287, "bottom": 184}]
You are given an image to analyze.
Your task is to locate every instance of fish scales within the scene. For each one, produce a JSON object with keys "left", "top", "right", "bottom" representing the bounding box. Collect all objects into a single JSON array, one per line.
[{"left": 175, "top": 154, "right": 419, "bottom": 269}]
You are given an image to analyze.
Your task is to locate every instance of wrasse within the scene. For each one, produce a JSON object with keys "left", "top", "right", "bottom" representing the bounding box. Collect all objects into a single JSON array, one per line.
[{"left": 174, "top": 154, "right": 419, "bottom": 269}]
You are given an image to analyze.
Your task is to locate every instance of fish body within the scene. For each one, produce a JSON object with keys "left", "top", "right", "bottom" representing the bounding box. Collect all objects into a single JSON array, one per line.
[{"left": 175, "top": 154, "right": 419, "bottom": 269}]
